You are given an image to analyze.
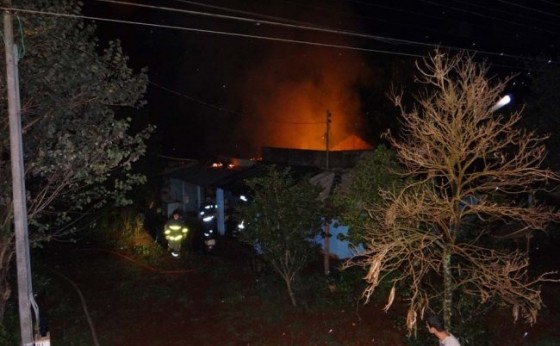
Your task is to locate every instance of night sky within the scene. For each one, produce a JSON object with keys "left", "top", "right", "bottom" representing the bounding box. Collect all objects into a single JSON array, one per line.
[{"left": 82, "top": 0, "right": 560, "bottom": 159}]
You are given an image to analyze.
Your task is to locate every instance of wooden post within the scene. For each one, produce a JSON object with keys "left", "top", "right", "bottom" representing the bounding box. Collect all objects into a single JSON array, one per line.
[
  {"left": 324, "top": 110, "right": 332, "bottom": 276},
  {"left": 325, "top": 111, "right": 331, "bottom": 170},
  {"left": 4, "top": 4, "right": 34, "bottom": 345},
  {"left": 323, "top": 222, "right": 330, "bottom": 275}
]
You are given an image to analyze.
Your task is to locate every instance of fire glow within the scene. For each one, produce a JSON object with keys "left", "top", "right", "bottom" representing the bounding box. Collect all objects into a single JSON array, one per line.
[
  {"left": 229, "top": 4, "right": 374, "bottom": 156},
  {"left": 235, "top": 48, "right": 373, "bottom": 154}
]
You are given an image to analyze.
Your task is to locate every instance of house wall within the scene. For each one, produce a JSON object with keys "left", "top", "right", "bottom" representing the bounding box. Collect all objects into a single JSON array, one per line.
[
  {"left": 217, "top": 188, "right": 225, "bottom": 235},
  {"left": 165, "top": 178, "right": 204, "bottom": 215},
  {"left": 161, "top": 156, "right": 366, "bottom": 259},
  {"left": 313, "top": 220, "right": 363, "bottom": 259}
]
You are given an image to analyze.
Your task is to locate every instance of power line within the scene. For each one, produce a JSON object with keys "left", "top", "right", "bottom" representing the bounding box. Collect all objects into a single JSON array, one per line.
[
  {"left": 276, "top": 0, "right": 560, "bottom": 62},
  {"left": 451, "top": 0, "right": 559, "bottom": 26},
  {"left": 4, "top": 3, "right": 558, "bottom": 71},
  {"left": 334, "top": 0, "right": 448, "bottom": 24},
  {"left": 172, "top": 0, "right": 316, "bottom": 27},
  {"left": 27, "top": 22, "right": 328, "bottom": 123},
  {"left": 339, "top": 0, "right": 560, "bottom": 35},
  {"left": 149, "top": 80, "right": 235, "bottom": 114},
  {"left": 96, "top": 0, "right": 423, "bottom": 47},
  {"left": 94, "top": 0, "right": 559, "bottom": 65},
  {"left": 151, "top": 80, "right": 325, "bottom": 124},
  {"left": 417, "top": 0, "right": 560, "bottom": 35},
  {"left": 497, "top": 0, "right": 560, "bottom": 19},
  {"left": 13, "top": 9, "right": 378, "bottom": 122},
  {"left": 2, "top": 6, "right": 425, "bottom": 58},
  {"left": 534, "top": 0, "right": 560, "bottom": 7},
  {"left": 445, "top": 0, "right": 560, "bottom": 28}
]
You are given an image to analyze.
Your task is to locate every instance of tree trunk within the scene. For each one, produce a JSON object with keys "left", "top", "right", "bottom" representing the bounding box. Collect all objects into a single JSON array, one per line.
[
  {"left": 284, "top": 275, "right": 297, "bottom": 307},
  {"left": 442, "top": 247, "right": 452, "bottom": 330}
]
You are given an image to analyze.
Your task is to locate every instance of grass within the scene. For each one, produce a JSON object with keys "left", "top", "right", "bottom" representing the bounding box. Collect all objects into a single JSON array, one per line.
[
  {"left": 32, "top": 237, "right": 296, "bottom": 343},
  {"left": 4, "top": 225, "right": 558, "bottom": 345}
]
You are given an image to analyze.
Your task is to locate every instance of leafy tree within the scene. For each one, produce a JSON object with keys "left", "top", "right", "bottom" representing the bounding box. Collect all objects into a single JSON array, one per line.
[
  {"left": 0, "top": 0, "right": 152, "bottom": 322},
  {"left": 344, "top": 50, "right": 560, "bottom": 334},
  {"left": 332, "top": 144, "right": 405, "bottom": 246},
  {"left": 238, "top": 165, "right": 323, "bottom": 306}
]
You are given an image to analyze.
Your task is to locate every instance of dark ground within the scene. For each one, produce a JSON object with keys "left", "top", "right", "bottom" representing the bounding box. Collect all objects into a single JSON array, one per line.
[{"left": 31, "top": 232, "right": 560, "bottom": 346}]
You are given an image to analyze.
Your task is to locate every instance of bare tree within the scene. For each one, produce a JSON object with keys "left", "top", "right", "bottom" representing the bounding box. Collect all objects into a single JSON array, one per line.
[{"left": 345, "top": 50, "right": 560, "bottom": 334}]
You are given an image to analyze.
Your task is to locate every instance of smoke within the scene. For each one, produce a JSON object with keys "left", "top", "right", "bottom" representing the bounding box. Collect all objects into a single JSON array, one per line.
[{"left": 227, "top": 2, "right": 373, "bottom": 157}]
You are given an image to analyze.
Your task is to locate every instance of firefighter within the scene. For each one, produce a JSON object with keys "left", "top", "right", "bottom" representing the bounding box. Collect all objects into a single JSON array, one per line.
[{"left": 164, "top": 210, "right": 189, "bottom": 257}]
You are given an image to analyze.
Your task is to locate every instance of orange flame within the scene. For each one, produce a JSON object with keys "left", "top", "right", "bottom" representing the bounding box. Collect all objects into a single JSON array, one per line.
[{"left": 227, "top": 3, "right": 373, "bottom": 156}]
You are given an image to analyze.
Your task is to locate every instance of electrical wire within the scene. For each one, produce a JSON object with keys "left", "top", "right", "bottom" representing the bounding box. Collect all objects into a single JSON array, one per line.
[
  {"left": 0, "top": 6, "right": 426, "bottom": 58},
  {"left": 417, "top": 0, "right": 560, "bottom": 34},
  {"left": 445, "top": 0, "right": 560, "bottom": 28},
  {"left": 6, "top": 0, "right": 560, "bottom": 67},
  {"left": 3, "top": 0, "right": 560, "bottom": 111},
  {"left": 5, "top": 1, "right": 554, "bottom": 121},
  {"left": 174, "top": 0, "right": 328, "bottom": 28},
  {"left": 328, "top": 0, "right": 560, "bottom": 36},
  {"left": 95, "top": 0, "right": 558, "bottom": 65},
  {"left": 96, "top": 0, "right": 424, "bottom": 49},
  {"left": 313, "top": 0, "right": 448, "bottom": 24},
  {"left": 21, "top": 15, "right": 337, "bottom": 121},
  {"left": 534, "top": 0, "right": 560, "bottom": 6},
  {"left": 151, "top": 80, "right": 327, "bottom": 124},
  {"left": 497, "top": 0, "right": 560, "bottom": 19},
  {"left": 4, "top": 2, "right": 559, "bottom": 69},
  {"left": 98, "top": 0, "right": 407, "bottom": 45},
  {"left": 149, "top": 80, "right": 236, "bottom": 114},
  {"left": 6, "top": 2, "right": 549, "bottom": 117}
]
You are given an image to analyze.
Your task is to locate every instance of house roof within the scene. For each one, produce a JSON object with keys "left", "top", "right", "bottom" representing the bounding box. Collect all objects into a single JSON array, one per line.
[
  {"left": 331, "top": 135, "right": 373, "bottom": 151},
  {"left": 217, "top": 163, "right": 323, "bottom": 196},
  {"left": 309, "top": 170, "right": 352, "bottom": 201},
  {"left": 165, "top": 164, "right": 243, "bottom": 187},
  {"left": 215, "top": 165, "right": 265, "bottom": 196},
  {"left": 164, "top": 160, "right": 342, "bottom": 199}
]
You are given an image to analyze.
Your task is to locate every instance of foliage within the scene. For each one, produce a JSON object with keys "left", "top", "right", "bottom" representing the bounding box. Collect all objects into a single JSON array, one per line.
[
  {"left": 345, "top": 49, "right": 560, "bottom": 334},
  {"left": 0, "top": 302, "right": 18, "bottom": 346},
  {"left": 0, "top": 0, "right": 152, "bottom": 322},
  {"left": 322, "top": 265, "right": 368, "bottom": 307},
  {"left": 237, "top": 165, "right": 323, "bottom": 306},
  {"left": 332, "top": 145, "right": 405, "bottom": 245}
]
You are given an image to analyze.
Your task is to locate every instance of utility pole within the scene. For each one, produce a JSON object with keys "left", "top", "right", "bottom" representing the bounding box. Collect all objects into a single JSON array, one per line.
[
  {"left": 325, "top": 110, "right": 331, "bottom": 170},
  {"left": 323, "top": 110, "right": 332, "bottom": 275},
  {"left": 4, "top": 4, "right": 34, "bottom": 345}
]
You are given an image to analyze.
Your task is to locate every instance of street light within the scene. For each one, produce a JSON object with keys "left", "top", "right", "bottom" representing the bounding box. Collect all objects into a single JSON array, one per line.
[{"left": 491, "top": 94, "right": 511, "bottom": 112}]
